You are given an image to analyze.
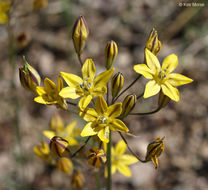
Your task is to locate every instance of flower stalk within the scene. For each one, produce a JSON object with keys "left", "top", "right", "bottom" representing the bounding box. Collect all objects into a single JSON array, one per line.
[{"left": 106, "top": 130, "right": 112, "bottom": 190}]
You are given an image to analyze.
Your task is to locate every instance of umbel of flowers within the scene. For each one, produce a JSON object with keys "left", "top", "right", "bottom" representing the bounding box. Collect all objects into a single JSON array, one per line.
[{"left": 20, "top": 15, "right": 193, "bottom": 190}]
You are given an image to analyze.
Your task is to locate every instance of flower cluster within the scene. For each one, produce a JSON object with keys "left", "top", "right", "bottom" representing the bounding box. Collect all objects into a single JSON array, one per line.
[{"left": 19, "top": 15, "right": 193, "bottom": 189}]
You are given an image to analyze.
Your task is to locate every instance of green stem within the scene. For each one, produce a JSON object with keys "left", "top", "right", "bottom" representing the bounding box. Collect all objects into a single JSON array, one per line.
[
  {"left": 113, "top": 75, "right": 141, "bottom": 103},
  {"left": 106, "top": 130, "right": 112, "bottom": 190},
  {"left": 77, "top": 53, "right": 83, "bottom": 66},
  {"left": 94, "top": 170, "right": 101, "bottom": 190},
  {"left": 129, "top": 106, "right": 161, "bottom": 115}
]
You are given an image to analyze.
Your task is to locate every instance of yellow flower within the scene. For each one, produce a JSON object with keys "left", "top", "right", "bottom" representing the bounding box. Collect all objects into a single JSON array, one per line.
[
  {"left": 0, "top": 0, "right": 10, "bottom": 24},
  {"left": 43, "top": 116, "right": 79, "bottom": 146},
  {"left": 134, "top": 48, "right": 193, "bottom": 101},
  {"left": 145, "top": 137, "right": 165, "bottom": 169},
  {"left": 86, "top": 147, "right": 106, "bottom": 168},
  {"left": 33, "top": 141, "right": 54, "bottom": 164},
  {"left": 79, "top": 96, "right": 129, "bottom": 143},
  {"left": 57, "top": 157, "right": 73, "bottom": 175},
  {"left": 33, "top": 0, "right": 48, "bottom": 11},
  {"left": 104, "top": 140, "right": 138, "bottom": 177},
  {"left": 34, "top": 76, "right": 68, "bottom": 110},
  {"left": 60, "top": 59, "right": 114, "bottom": 109}
]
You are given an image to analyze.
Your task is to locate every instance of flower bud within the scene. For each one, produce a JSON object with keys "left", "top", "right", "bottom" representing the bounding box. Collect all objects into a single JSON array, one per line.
[
  {"left": 19, "top": 56, "right": 41, "bottom": 93},
  {"left": 33, "top": 0, "right": 48, "bottom": 11},
  {"left": 111, "top": 72, "right": 124, "bottom": 98},
  {"left": 145, "top": 137, "right": 165, "bottom": 169},
  {"left": 72, "top": 15, "right": 89, "bottom": 55},
  {"left": 158, "top": 91, "right": 171, "bottom": 108},
  {"left": 86, "top": 147, "right": 106, "bottom": 168},
  {"left": 105, "top": 40, "right": 118, "bottom": 70},
  {"left": 57, "top": 157, "right": 73, "bottom": 175},
  {"left": 49, "top": 136, "right": 71, "bottom": 158},
  {"left": 71, "top": 170, "right": 85, "bottom": 189},
  {"left": 145, "top": 28, "right": 161, "bottom": 55},
  {"left": 122, "top": 94, "right": 137, "bottom": 118}
]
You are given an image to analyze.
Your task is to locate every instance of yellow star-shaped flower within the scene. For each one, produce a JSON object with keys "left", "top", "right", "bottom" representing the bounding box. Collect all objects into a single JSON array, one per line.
[
  {"left": 134, "top": 48, "right": 193, "bottom": 102},
  {"left": 34, "top": 76, "right": 68, "bottom": 110},
  {"left": 104, "top": 140, "right": 138, "bottom": 177},
  {"left": 59, "top": 59, "right": 114, "bottom": 109},
  {"left": 79, "top": 96, "right": 129, "bottom": 143}
]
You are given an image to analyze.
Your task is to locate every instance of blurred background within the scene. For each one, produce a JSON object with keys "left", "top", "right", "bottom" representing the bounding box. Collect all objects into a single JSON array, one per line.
[{"left": 0, "top": 0, "right": 207, "bottom": 189}]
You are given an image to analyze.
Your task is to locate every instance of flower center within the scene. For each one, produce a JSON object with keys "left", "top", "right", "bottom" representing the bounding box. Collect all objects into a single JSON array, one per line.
[
  {"left": 156, "top": 69, "right": 168, "bottom": 84},
  {"left": 98, "top": 116, "right": 108, "bottom": 124},
  {"left": 80, "top": 77, "right": 92, "bottom": 92}
]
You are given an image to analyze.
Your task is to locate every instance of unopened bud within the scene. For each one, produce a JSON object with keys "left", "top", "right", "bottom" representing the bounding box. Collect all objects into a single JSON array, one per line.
[
  {"left": 145, "top": 137, "right": 165, "bottom": 169},
  {"left": 158, "top": 91, "right": 171, "bottom": 108},
  {"left": 145, "top": 28, "right": 161, "bottom": 55},
  {"left": 105, "top": 40, "right": 118, "bottom": 70},
  {"left": 72, "top": 15, "right": 89, "bottom": 55},
  {"left": 122, "top": 94, "right": 137, "bottom": 118},
  {"left": 71, "top": 170, "right": 85, "bottom": 189},
  {"left": 19, "top": 56, "right": 41, "bottom": 93},
  {"left": 86, "top": 147, "right": 106, "bottom": 168},
  {"left": 111, "top": 72, "right": 124, "bottom": 98},
  {"left": 49, "top": 136, "right": 70, "bottom": 158},
  {"left": 57, "top": 157, "right": 73, "bottom": 175}
]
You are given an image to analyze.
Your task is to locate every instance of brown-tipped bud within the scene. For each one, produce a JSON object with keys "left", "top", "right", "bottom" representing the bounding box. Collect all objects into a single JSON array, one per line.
[
  {"left": 15, "top": 32, "right": 30, "bottom": 49},
  {"left": 145, "top": 137, "right": 165, "bottom": 169},
  {"left": 158, "top": 91, "right": 171, "bottom": 108},
  {"left": 71, "top": 170, "right": 85, "bottom": 189},
  {"left": 145, "top": 28, "right": 161, "bottom": 55},
  {"left": 49, "top": 136, "right": 71, "bottom": 158},
  {"left": 122, "top": 94, "right": 137, "bottom": 118},
  {"left": 49, "top": 113, "right": 64, "bottom": 131},
  {"left": 72, "top": 15, "right": 89, "bottom": 55},
  {"left": 105, "top": 40, "right": 118, "bottom": 70},
  {"left": 19, "top": 56, "right": 41, "bottom": 93},
  {"left": 57, "top": 157, "right": 73, "bottom": 175},
  {"left": 86, "top": 147, "right": 106, "bottom": 168},
  {"left": 33, "top": 0, "right": 48, "bottom": 11},
  {"left": 111, "top": 72, "right": 124, "bottom": 98}
]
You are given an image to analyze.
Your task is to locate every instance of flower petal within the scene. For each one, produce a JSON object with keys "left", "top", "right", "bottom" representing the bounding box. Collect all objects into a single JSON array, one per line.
[
  {"left": 162, "top": 54, "right": 178, "bottom": 74},
  {"left": 107, "top": 103, "right": 122, "bottom": 118},
  {"left": 43, "top": 130, "right": 55, "bottom": 140},
  {"left": 81, "top": 59, "right": 96, "bottom": 81},
  {"left": 36, "top": 87, "right": 46, "bottom": 96},
  {"left": 79, "top": 108, "right": 98, "bottom": 122},
  {"left": 34, "top": 96, "right": 47, "bottom": 104},
  {"left": 133, "top": 64, "right": 154, "bottom": 79},
  {"left": 143, "top": 80, "right": 161, "bottom": 98},
  {"left": 117, "top": 164, "right": 132, "bottom": 177},
  {"left": 120, "top": 155, "right": 138, "bottom": 165},
  {"left": 92, "top": 86, "right": 107, "bottom": 96},
  {"left": 44, "top": 78, "right": 57, "bottom": 93},
  {"left": 109, "top": 119, "right": 129, "bottom": 132},
  {"left": 59, "top": 87, "right": 80, "bottom": 99},
  {"left": 65, "top": 121, "right": 76, "bottom": 134},
  {"left": 98, "top": 126, "right": 109, "bottom": 143},
  {"left": 58, "top": 76, "right": 64, "bottom": 91},
  {"left": 79, "top": 95, "right": 92, "bottom": 109},
  {"left": 167, "top": 73, "right": 193, "bottom": 86},
  {"left": 145, "top": 48, "right": 161, "bottom": 73},
  {"left": 115, "top": 140, "right": 127, "bottom": 155},
  {"left": 161, "top": 82, "right": 179, "bottom": 102},
  {"left": 80, "top": 123, "right": 97, "bottom": 137},
  {"left": 94, "top": 68, "right": 115, "bottom": 88},
  {"left": 95, "top": 96, "right": 108, "bottom": 115},
  {"left": 60, "top": 72, "right": 83, "bottom": 87}
]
